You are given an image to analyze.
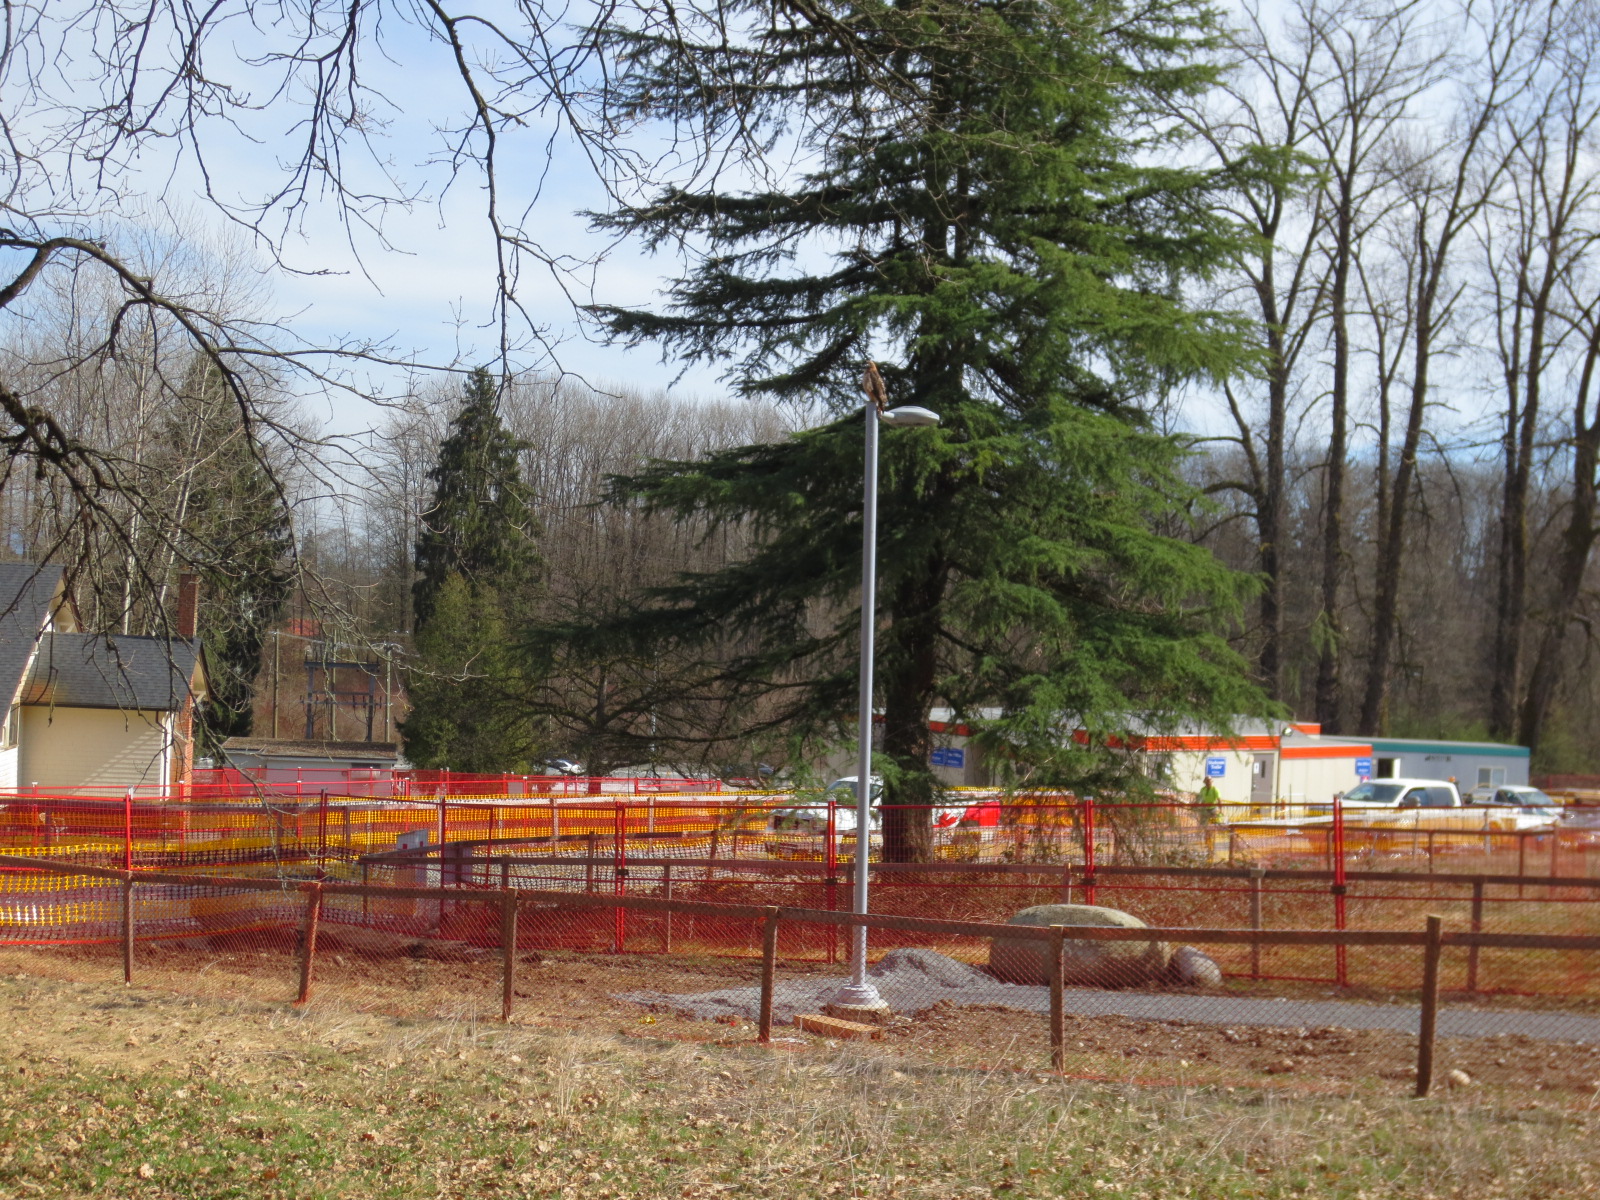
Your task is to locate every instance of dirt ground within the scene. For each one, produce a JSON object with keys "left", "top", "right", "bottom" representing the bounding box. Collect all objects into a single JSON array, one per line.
[
  {"left": 2, "top": 969, "right": 1598, "bottom": 1200},
  {"left": 3, "top": 933, "right": 1598, "bottom": 1106}
]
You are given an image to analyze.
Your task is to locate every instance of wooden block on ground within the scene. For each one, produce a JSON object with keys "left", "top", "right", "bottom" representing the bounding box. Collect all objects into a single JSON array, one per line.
[{"left": 795, "top": 1013, "right": 883, "bottom": 1040}]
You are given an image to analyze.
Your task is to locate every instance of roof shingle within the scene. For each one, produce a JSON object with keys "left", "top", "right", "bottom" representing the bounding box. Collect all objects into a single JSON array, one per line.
[
  {"left": 23, "top": 632, "right": 201, "bottom": 712},
  {"left": 0, "top": 562, "right": 63, "bottom": 710}
]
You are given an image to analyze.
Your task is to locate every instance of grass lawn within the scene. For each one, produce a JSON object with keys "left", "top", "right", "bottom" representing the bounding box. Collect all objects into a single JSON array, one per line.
[{"left": 0, "top": 971, "right": 1594, "bottom": 1199}]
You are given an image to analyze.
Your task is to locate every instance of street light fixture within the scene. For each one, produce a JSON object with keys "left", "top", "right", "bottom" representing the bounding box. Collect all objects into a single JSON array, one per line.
[{"left": 828, "top": 367, "right": 939, "bottom": 1017}]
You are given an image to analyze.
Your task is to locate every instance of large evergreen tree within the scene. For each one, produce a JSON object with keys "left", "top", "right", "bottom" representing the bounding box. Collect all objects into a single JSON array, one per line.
[
  {"left": 403, "top": 368, "right": 543, "bottom": 771},
  {"left": 412, "top": 368, "right": 541, "bottom": 630},
  {"left": 569, "top": 0, "right": 1276, "bottom": 856}
]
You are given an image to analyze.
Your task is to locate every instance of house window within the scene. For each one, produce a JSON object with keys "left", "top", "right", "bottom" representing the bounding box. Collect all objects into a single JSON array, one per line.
[
  {"left": 0, "top": 706, "right": 18, "bottom": 750},
  {"left": 1477, "top": 767, "right": 1505, "bottom": 788},
  {"left": 1376, "top": 758, "right": 1398, "bottom": 778}
]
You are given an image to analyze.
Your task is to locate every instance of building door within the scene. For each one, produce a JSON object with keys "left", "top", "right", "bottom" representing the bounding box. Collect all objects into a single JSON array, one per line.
[{"left": 1251, "top": 755, "right": 1275, "bottom": 810}]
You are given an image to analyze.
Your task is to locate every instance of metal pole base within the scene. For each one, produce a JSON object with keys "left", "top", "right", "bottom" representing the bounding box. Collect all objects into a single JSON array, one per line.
[{"left": 824, "top": 982, "right": 891, "bottom": 1023}]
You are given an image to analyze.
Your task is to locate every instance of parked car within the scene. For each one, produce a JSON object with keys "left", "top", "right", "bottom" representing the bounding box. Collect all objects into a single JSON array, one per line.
[
  {"left": 1464, "top": 784, "right": 1563, "bottom": 823},
  {"left": 766, "top": 776, "right": 1002, "bottom": 858},
  {"left": 540, "top": 757, "right": 585, "bottom": 776}
]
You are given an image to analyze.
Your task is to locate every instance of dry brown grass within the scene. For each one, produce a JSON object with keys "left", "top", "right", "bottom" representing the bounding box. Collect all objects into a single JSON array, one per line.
[{"left": 0, "top": 965, "right": 1596, "bottom": 1198}]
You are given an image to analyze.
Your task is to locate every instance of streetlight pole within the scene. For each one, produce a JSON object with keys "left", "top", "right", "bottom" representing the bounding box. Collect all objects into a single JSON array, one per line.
[{"left": 828, "top": 364, "right": 938, "bottom": 1017}]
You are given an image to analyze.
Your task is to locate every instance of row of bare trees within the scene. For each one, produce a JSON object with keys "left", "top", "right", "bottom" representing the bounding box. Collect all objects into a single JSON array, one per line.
[
  {"left": 5, "top": 0, "right": 1600, "bottom": 776},
  {"left": 309, "top": 376, "right": 790, "bottom": 772},
  {"left": 270, "top": 0, "right": 1600, "bottom": 776},
  {"left": 0, "top": 229, "right": 302, "bottom": 748},
  {"left": 1185, "top": 0, "right": 1600, "bottom": 763}
]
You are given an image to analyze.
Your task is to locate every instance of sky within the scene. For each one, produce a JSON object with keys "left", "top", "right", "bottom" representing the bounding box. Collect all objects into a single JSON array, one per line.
[
  {"left": 239, "top": 99, "right": 731, "bottom": 433},
  {"left": 1, "top": 0, "right": 1364, "bottom": 446},
  {"left": 0, "top": 0, "right": 736, "bottom": 439}
]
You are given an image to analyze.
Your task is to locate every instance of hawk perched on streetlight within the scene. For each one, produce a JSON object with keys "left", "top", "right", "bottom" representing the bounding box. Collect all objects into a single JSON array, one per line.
[{"left": 862, "top": 362, "right": 889, "bottom": 412}]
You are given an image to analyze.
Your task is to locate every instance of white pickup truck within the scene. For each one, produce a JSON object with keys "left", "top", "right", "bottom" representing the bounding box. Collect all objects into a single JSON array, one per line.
[
  {"left": 1338, "top": 779, "right": 1461, "bottom": 810},
  {"left": 1335, "top": 777, "right": 1561, "bottom": 831}
]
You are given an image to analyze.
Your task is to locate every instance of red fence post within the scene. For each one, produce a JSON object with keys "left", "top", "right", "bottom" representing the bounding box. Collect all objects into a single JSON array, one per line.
[
  {"left": 1083, "top": 796, "right": 1097, "bottom": 906},
  {"left": 1332, "top": 796, "right": 1348, "bottom": 987},
  {"left": 613, "top": 801, "right": 626, "bottom": 953},
  {"left": 122, "top": 789, "right": 133, "bottom": 871},
  {"left": 826, "top": 796, "right": 838, "bottom": 964},
  {"left": 318, "top": 790, "right": 328, "bottom": 868}
]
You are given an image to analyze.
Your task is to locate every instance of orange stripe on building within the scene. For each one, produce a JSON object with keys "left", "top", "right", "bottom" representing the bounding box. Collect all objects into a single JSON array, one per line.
[{"left": 1280, "top": 744, "right": 1372, "bottom": 760}]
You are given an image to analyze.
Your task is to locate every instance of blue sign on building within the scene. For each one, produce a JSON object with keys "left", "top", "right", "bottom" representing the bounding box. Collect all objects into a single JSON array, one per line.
[
  {"left": 1205, "top": 756, "right": 1227, "bottom": 778},
  {"left": 1354, "top": 757, "right": 1374, "bottom": 779},
  {"left": 931, "top": 747, "right": 966, "bottom": 769}
]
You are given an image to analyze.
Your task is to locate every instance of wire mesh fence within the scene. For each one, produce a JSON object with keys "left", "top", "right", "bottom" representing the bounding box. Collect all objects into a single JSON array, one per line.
[
  {"left": 1, "top": 851, "right": 1599, "bottom": 1105},
  {"left": 0, "top": 789, "right": 1597, "bottom": 1105}
]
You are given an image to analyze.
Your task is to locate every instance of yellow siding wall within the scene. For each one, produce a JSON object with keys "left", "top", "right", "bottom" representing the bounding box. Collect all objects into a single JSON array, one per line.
[{"left": 18, "top": 707, "right": 172, "bottom": 790}]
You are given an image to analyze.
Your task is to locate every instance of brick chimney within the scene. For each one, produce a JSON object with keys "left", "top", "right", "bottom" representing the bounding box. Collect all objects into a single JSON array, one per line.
[{"left": 176, "top": 573, "right": 199, "bottom": 640}]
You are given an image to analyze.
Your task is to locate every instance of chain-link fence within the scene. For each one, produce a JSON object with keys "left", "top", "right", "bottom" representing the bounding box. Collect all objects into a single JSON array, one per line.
[
  {"left": 0, "top": 790, "right": 1595, "bottom": 1105},
  {"left": 2, "top": 850, "right": 1598, "bottom": 1105}
]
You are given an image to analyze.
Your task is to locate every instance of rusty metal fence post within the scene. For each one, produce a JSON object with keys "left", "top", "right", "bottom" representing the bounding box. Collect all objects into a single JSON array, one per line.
[
  {"left": 295, "top": 883, "right": 324, "bottom": 1006},
  {"left": 758, "top": 907, "right": 780, "bottom": 1043},
  {"left": 1416, "top": 914, "right": 1444, "bottom": 1098},
  {"left": 501, "top": 890, "right": 518, "bottom": 1022},
  {"left": 1249, "top": 868, "right": 1264, "bottom": 980},
  {"left": 1048, "top": 924, "right": 1066, "bottom": 1071},
  {"left": 662, "top": 863, "right": 673, "bottom": 953},
  {"left": 121, "top": 873, "right": 135, "bottom": 985},
  {"left": 1467, "top": 879, "right": 1484, "bottom": 993}
]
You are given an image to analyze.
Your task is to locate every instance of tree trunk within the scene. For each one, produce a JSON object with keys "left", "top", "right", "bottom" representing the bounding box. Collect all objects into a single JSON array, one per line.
[
  {"left": 1257, "top": 274, "right": 1289, "bottom": 703},
  {"left": 1359, "top": 233, "right": 1437, "bottom": 735},
  {"left": 1517, "top": 330, "right": 1600, "bottom": 753},
  {"left": 1489, "top": 283, "right": 1547, "bottom": 740},
  {"left": 880, "top": 561, "right": 945, "bottom": 863},
  {"left": 1316, "top": 203, "right": 1353, "bottom": 733}
]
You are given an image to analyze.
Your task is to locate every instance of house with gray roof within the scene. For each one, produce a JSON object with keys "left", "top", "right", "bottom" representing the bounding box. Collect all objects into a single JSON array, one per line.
[{"left": 0, "top": 563, "right": 208, "bottom": 793}]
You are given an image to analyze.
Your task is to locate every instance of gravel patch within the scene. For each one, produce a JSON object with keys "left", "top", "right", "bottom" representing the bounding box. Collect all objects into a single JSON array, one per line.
[{"left": 616, "top": 948, "right": 1600, "bottom": 1044}]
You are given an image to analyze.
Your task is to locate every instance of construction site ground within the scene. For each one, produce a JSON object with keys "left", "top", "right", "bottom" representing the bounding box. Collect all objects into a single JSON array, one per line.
[
  {"left": 1, "top": 962, "right": 1599, "bottom": 1198},
  {"left": 3, "top": 939, "right": 1600, "bottom": 1104}
]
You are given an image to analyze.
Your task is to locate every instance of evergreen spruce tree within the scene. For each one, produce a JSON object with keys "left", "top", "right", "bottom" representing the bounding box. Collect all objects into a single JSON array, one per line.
[
  {"left": 412, "top": 368, "right": 541, "bottom": 629},
  {"left": 572, "top": 0, "right": 1277, "bottom": 857},
  {"left": 403, "top": 368, "right": 543, "bottom": 771}
]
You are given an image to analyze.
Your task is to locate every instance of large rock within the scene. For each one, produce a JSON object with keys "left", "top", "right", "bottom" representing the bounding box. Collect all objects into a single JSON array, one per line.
[
  {"left": 1169, "top": 945, "right": 1223, "bottom": 988},
  {"left": 988, "top": 904, "right": 1169, "bottom": 987}
]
